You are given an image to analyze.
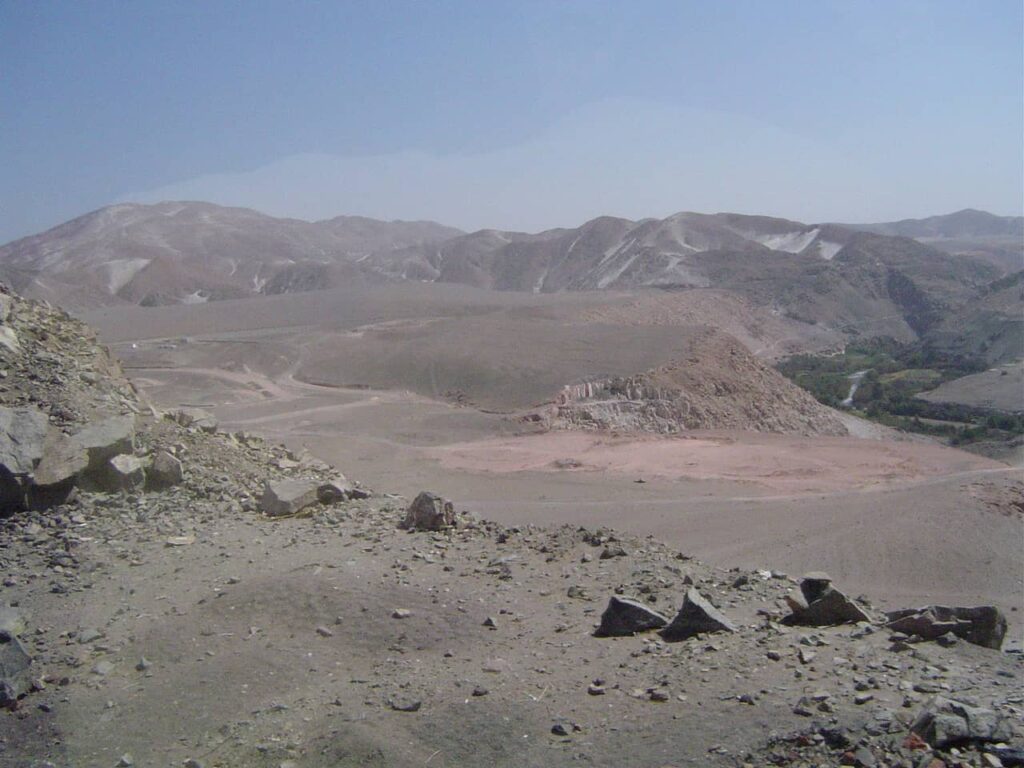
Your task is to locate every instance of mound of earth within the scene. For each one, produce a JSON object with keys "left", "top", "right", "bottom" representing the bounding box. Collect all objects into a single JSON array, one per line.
[
  {"left": 0, "top": 286, "right": 140, "bottom": 427},
  {"left": 539, "top": 328, "right": 848, "bottom": 436}
]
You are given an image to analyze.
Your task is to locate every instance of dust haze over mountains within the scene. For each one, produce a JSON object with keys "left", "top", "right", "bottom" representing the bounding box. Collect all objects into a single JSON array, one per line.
[
  {"left": 2, "top": 200, "right": 1019, "bottom": 369},
  {"left": 2, "top": 3, "right": 1023, "bottom": 765}
]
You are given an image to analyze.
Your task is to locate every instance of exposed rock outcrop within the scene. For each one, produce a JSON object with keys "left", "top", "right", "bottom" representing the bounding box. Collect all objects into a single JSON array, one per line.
[
  {"left": 539, "top": 329, "right": 848, "bottom": 436},
  {"left": 886, "top": 605, "right": 1008, "bottom": 650}
]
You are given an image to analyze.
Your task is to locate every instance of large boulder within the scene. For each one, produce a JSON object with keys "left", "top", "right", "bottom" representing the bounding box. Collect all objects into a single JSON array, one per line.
[
  {"left": 0, "top": 407, "right": 49, "bottom": 512},
  {"left": 316, "top": 476, "right": 368, "bottom": 503},
  {"left": 261, "top": 479, "right": 319, "bottom": 516},
  {"left": 0, "top": 326, "right": 19, "bottom": 354},
  {"left": 886, "top": 605, "right": 1008, "bottom": 650},
  {"left": 660, "top": 588, "right": 737, "bottom": 641},
  {"left": 0, "top": 630, "right": 32, "bottom": 708},
  {"left": 171, "top": 408, "right": 218, "bottom": 433},
  {"left": 400, "top": 491, "right": 456, "bottom": 531},
  {"left": 28, "top": 431, "right": 87, "bottom": 509},
  {"left": 146, "top": 450, "right": 183, "bottom": 490},
  {"left": 103, "top": 454, "right": 146, "bottom": 492},
  {"left": 595, "top": 596, "right": 669, "bottom": 637},
  {"left": 911, "top": 696, "right": 1013, "bottom": 748},
  {"left": 799, "top": 571, "right": 834, "bottom": 604},
  {"left": 71, "top": 416, "right": 135, "bottom": 477},
  {"left": 783, "top": 575, "right": 871, "bottom": 626}
]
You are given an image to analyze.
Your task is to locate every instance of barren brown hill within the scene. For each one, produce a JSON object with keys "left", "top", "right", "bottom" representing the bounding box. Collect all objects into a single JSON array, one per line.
[
  {"left": 0, "top": 201, "right": 461, "bottom": 310},
  {"left": 3, "top": 203, "right": 1004, "bottom": 352},
  {"left": 543, "top": 328, "right": 848, "bottom": 436}
]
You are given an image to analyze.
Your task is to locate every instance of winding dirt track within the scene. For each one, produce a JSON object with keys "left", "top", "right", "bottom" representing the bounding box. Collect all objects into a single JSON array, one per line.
[{"left": 118, "top": 355, "right": 1024, "bottom": 628}]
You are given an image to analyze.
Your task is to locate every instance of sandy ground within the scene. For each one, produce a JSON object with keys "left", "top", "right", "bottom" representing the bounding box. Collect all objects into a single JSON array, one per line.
[
  {"left": 108, "top": 353, "right": 1024, "bottom": 632},
  {"left": 86, "top": 286, "right": 1022, "bottom": 634},
  {"left": 428, "top": 431, "right": 1003, "bottom": 494}
]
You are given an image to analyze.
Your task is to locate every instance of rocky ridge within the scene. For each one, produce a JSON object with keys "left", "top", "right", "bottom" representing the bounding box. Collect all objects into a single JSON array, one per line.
[
  {"left": 0, "top": 288, "right": 1020, "bottom": 767},
  {"left": 539, "top": 328, "right": 849, "bottom": 437}
]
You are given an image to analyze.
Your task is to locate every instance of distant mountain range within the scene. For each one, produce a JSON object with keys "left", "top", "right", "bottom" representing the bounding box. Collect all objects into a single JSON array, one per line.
[
  {"left": 0, "top": 202, "right": 461, "bottom": 310},
  {"left": 1, "top": 202, "right": 1019, "bottom": 358},
  {"left": 848, "top": 209, "right": 1023, "bottom": 273}
]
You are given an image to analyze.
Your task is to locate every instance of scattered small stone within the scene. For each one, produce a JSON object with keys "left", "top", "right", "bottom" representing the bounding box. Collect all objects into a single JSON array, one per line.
[
  {"left": 78, "top": 628, "right": 104, "bottom": 644},
  {"left": 388, "top": 696, "right": 422, "bottom": 712}
]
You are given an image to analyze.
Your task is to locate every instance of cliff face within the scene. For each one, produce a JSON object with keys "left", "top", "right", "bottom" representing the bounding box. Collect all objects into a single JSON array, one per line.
[{"left": 542, "top": 329, "right": 848, "bottom": 437}]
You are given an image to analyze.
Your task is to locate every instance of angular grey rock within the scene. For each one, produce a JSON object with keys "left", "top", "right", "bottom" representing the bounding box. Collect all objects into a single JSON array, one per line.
[
  {"left": 799, "top": 571, "right": 833, "bottom": 604},
  {"left": 784, "top": 582, "right": 871, "bottom": 627},
  {"left": 0, "top": 406, "right": 49, "bottom": 511},
  {"left": 0, "top": 629, "right": 32, "bottom": 707},
  {"left": 71, "top": 416, "right": 135, "bottom": 476},
  {"left": 29, "top": 430, "right": 88, "bottom": 509},
  {"left": 659, "top": 588, "right": 737, "bottom": 641},
  {"left": 32, "top": 431, "right": 87, "bottom": 487},
  {"left": 885, "top": 605, "right": 1008, "bottom": 650},
  {"left": 910, "top": 695, "right": 1013, "bottom": 748},
  {"left": 104, "top": 454, "right": 146, "bottom": 492},
  {"left": 260, "top": 478, "right": 319, "bottom": 516},
  {"left": 316, "top": 477, "right": 358, "bottom": 504},
  {"left": 172, "top": 408, "right": 218, "bottom": 433},
  {"left": 0, "top": 606, "right": 24, "bottom": 637},
  {"left": 595, "top": 596, "right": 669, "bottom": 637},
  {"left": 0, "top": 408, "right": 49, "bottom": 475},
  {"left": 146, "top": 450, "right": 183, "bottom": 489},
  {"left": 0, "top": 326, "right": 19, "bottom": 354},
  {"left": 400, "top": 491, "right": 456, "bottom": 531}
]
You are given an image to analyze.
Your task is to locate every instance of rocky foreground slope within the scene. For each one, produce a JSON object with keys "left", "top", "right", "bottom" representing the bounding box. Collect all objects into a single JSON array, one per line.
[{"left": 0, "top": 287, "right": 1021, "bottom": 767}]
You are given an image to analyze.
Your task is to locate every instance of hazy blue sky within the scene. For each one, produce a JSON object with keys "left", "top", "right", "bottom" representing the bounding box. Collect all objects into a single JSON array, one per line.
[{"left": 2, "top": 1, "right": 1021, "bottom": 242}]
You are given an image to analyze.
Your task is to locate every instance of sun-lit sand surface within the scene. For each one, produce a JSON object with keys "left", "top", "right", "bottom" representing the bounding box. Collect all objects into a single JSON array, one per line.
[{"left": 428, "top": 430, "right": 1004, "bottom": 494}]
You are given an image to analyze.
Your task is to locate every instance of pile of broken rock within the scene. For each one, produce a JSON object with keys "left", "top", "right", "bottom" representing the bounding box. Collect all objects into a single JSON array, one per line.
[{"left": 586, "top": 567, "right": 1019, "bottom": 764}]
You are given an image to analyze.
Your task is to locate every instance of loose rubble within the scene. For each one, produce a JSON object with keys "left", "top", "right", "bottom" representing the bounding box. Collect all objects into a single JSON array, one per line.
[{"left": 887, "top": 605, "right": 1009, "bottom": 650}]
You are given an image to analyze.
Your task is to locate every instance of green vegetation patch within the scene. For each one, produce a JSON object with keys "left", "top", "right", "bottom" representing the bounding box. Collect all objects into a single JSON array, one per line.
[{"left": 777, "top": 338, "right": 1023, "bottom": 445}]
